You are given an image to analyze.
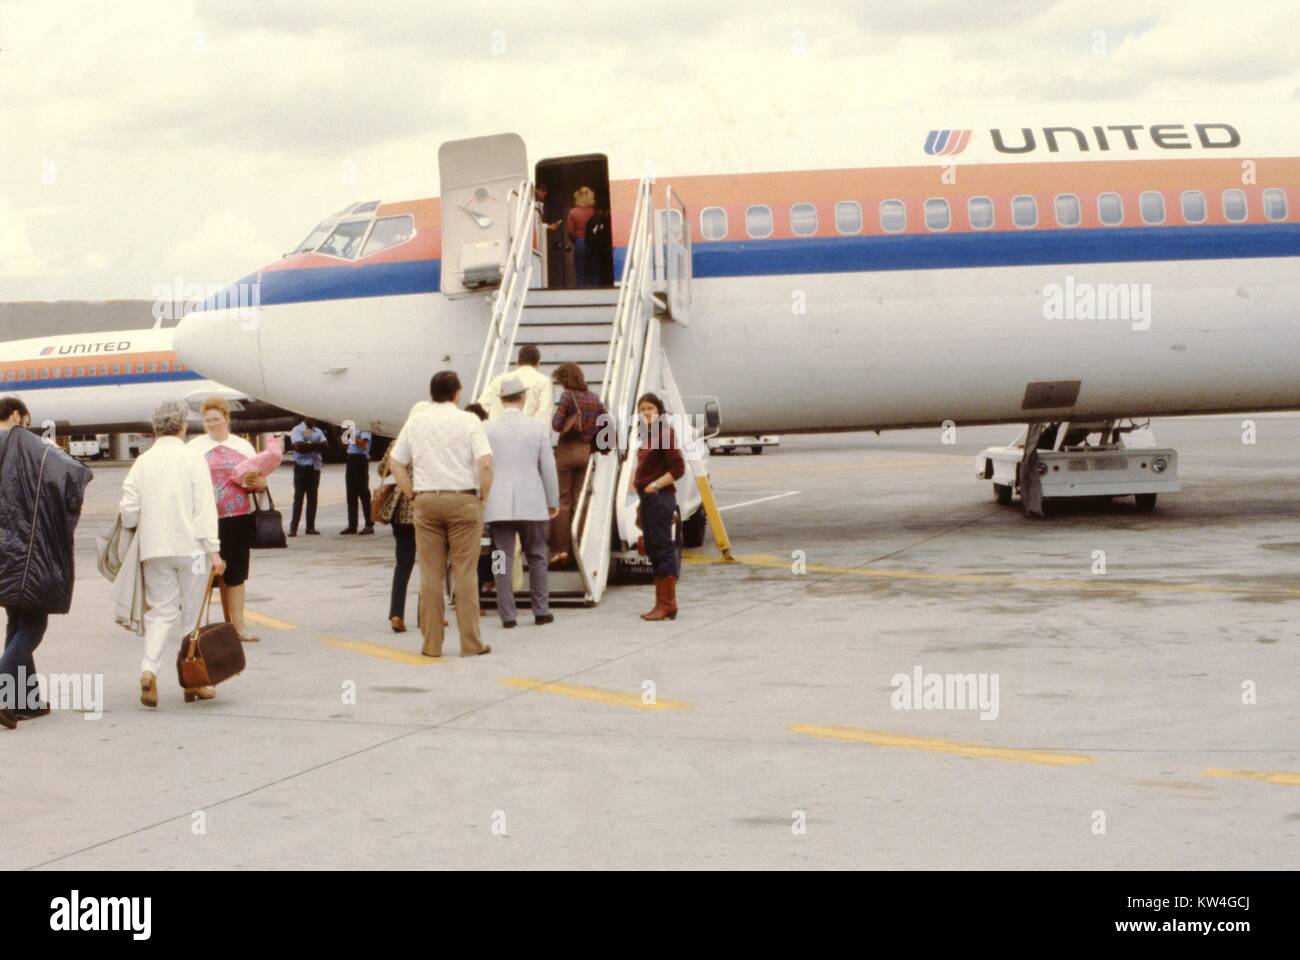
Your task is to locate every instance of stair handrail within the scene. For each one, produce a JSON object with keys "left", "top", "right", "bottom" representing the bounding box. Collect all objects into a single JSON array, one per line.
[
  {"left": 471, "top": 179, "right": 536, "bottom": 402},
  {"left": 569, "top": 175, "right": 656, "bottom": 599},
  {"left": 663, "top": 185, "right": 692, "bottom": 318}
]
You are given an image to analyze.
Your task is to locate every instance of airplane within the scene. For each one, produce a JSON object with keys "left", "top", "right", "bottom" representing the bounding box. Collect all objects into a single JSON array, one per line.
[
  {"left": 171, "top": 102, "right": 1300, "bottom": 533},
  {"left": 0, "top": 327, "right": 297, "bottom": 439},
  {"left": 174, "top": 103, "right": 1299, "bottom": 434}
]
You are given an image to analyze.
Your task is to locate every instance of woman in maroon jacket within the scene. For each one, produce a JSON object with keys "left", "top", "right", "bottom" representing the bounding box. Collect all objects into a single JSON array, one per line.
[{"left": 630, "top": 392, "right": 685, "bottom": 621}]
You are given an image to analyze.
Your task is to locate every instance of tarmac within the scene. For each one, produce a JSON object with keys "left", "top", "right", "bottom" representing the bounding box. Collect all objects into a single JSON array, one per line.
[{"left": 4, "top": 416, "right": 1299, "bottom": 870}]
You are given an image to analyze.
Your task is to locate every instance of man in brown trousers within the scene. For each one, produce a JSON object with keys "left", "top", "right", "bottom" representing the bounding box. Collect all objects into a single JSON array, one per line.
[{"left": 389, "top": 371, "right": 494, "bottom": 657}]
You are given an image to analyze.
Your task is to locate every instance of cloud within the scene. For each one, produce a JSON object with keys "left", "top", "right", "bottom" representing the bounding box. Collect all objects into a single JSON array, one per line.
[{"left": 2, "top": 0, "right": 1299, "bottom": 302}]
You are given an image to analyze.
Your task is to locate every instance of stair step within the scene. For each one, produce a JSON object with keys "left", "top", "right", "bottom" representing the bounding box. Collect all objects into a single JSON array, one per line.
[
  {"left": 515, "top": 323, "right": 614, "bottom": 346},
  {"left": 521, "top": 305, "right": 618, "bottom": 325},
  {"left": 479, "top": 569, "right": 591, "bottom": 606},
  {"left": 530, "top": 342, "right": 608, "bottom": 363},
  {"left": 525, "top": 287, "right": 620, "bottom": 308}
]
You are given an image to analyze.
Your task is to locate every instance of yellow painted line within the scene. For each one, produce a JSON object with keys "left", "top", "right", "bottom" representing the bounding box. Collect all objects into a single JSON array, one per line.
[
  {"left": 320, "top": 636, "right": 440, "bottom": 666},
  {"left": 500, "top": 677, "right": 688, "bottom": 711},
  {"left": 1202, "top": 768, "right": 1300, "bottom": 787},
  {"left": 792, "top": 724, "right": 1093, "bottom": 766},
  {"left": 245, "top": 610, "right": 300, "bottom": 630},
  {"left": 683, "top": 552, "right": 1300, "bottom": 599}
]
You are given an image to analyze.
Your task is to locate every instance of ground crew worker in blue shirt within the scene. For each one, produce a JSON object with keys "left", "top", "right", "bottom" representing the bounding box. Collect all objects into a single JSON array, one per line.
[
  {"left": 289, "top": 418, "right": 327, "bottom": 536},
  {"left": 342, "top": 428, "right": 374, "bottom": 535}
]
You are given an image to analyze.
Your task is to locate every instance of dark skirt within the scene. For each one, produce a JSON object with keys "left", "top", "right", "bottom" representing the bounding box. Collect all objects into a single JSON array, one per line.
[{"left": 218, "top": 513, "right": 255, "bottom": 587}]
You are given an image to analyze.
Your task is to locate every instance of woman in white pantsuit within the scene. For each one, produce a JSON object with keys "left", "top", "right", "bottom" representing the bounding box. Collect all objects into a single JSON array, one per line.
[{"left": 119, "top": 400, "right": 227, "bottom": 707}]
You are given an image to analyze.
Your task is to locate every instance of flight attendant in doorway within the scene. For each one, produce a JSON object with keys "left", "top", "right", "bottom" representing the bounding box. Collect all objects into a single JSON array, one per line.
[{"left": 566, "top": 186, "right": 597, "bottom": 288}]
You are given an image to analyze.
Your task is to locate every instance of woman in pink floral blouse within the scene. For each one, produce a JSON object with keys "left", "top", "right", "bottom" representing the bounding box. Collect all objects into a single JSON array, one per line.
[{"left": 190, "top": 397, "right": 268, "bottom": 643}]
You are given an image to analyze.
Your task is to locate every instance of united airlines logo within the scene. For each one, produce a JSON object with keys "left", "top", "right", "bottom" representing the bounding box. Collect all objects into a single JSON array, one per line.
[
  {"left": 40, "top": 346, "right": 55, "bottom": 356},
  {"left": 924, "top": 129, "right": 972, "bottom": 157}
]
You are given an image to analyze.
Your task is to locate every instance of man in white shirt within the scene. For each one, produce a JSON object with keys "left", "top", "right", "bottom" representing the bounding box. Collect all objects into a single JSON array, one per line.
[
  {"left": 390, "top": 371, "right": 494, "bottom": 658},
  {"left": 477, "top": 344, "right": 555, "bottom": 423}
]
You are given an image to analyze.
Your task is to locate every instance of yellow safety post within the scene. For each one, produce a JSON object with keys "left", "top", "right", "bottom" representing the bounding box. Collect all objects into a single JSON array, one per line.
[{"left": 693, "top": 473, "right": 735, "bottom": 562}]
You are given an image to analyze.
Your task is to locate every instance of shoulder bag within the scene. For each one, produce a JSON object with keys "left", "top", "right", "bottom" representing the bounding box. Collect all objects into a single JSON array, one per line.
[{"left": 176, "top": 571, "right": 246, "bottom": 689}]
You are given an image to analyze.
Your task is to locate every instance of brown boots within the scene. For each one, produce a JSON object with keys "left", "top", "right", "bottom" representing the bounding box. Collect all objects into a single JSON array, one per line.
[{"left": 641, "top": 576, "right": 678, "bottom": 621}]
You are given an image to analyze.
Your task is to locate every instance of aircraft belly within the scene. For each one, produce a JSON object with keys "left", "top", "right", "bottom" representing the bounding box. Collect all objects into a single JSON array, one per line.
[
  {"left": 662, "top": 256, "right": 1300, "bottom": 432},
  {"left": 235, "top": 255, "right": 1300, "bottom": 436}
]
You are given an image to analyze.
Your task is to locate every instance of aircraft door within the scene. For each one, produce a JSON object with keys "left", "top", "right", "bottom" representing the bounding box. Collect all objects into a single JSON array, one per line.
[{"left": 438, "top": 133, "right": 529, "bottom": 298}]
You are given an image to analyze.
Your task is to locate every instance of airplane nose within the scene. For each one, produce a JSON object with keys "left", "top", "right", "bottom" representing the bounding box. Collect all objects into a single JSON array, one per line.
[{"left": 174, "top": 301, "right": 266, "bottom": 397}]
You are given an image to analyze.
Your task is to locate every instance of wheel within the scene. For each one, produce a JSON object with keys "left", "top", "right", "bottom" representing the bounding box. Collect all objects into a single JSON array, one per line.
[
  {"left": 750, "top": 445, "right": 763, "bottom": 455},
  {"left": 682, "top": 508, "right": 707, "bottom": 548},
  {"left": 1134, "top": 493, "right": 1157, "bottom": 512},
  {"left": 993, "top": 483, "right": 1013, "bottom": 505}
]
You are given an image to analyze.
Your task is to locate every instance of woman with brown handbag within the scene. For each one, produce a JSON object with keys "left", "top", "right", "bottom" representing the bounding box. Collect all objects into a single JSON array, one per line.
[
  {"left": 549, "top": 363, "right": 609, "bottom": 568},
  {"left": 376, "top": 442, "right": 417, "bottom": 633},
  {"left": 119, "top": 400, "right": 227, "bottom": 707}
]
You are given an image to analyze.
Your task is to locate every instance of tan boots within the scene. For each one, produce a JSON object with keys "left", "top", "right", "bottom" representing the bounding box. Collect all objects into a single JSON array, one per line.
[
  {"left": 641, "top": 576, "right": 678, "bottom": 621},
  {"left": 140, "top": 671, "right": 158, "bottom": 708}
]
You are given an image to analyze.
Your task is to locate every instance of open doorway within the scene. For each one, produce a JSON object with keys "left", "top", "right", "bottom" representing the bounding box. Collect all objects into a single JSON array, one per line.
[{"left": 535, "top": 154, "right": 613, "bottom": 289}]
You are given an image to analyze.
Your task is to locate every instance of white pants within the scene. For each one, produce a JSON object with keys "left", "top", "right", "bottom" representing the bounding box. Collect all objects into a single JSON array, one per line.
[{"left": 141, "top": 556, "right": 210, "bottom": 677}]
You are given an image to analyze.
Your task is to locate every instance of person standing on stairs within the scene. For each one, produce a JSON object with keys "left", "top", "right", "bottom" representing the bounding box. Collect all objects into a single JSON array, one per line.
[
  {"left": 549, "top": 363, "right": 609, "bottom": 568},
  {"left": 566, "top": 186, "right": 597, "bottom": 288},
  {"left": 477, "top": 344, "right": 554, "bottom": 424}
]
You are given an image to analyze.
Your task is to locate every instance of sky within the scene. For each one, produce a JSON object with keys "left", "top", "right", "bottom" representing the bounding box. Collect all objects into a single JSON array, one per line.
[{"left": 1, "top": 0, "right": 1298, "bottom": 303}]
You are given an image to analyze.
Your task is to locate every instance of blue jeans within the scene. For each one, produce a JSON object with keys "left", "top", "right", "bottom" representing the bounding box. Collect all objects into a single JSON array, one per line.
[
  {"left": 638, "top": 488, "right": 680, "bottom": 578},
  {"left": 2, "top": 607, "right": 48, "bottom": 711},
  {"left": 574, "top": 237, "right": 590, "bottom": 287}
]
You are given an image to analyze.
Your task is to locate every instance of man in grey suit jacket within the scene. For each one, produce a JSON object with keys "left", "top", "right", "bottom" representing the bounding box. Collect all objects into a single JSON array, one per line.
[{"left": 483, "top": 373, "right": 561, "bottom": 627}]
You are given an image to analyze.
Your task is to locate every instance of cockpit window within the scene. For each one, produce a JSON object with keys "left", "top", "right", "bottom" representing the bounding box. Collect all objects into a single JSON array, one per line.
[
  {"left": 361, "top": 215, "right": 415, "bottom": 257},
  {"left": 293, "top": 220, "right": 334, "bottom": 254},
  {"left": 318, "top": 219, "right": 371, "bottom": 259}
]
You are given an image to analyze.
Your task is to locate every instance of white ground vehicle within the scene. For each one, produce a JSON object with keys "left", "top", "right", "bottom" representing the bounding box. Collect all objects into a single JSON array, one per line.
[
  {"left": 977, "top": 420, "right": 1180, "bottom": 512},
  {"left": 708, "top": 434, "right": 780, "bottom": 455}
]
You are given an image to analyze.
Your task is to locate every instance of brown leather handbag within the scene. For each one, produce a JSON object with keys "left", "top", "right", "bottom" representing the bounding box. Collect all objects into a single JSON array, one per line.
[{"left": 176, "top": 572, "right": 246, "bottom": 689}]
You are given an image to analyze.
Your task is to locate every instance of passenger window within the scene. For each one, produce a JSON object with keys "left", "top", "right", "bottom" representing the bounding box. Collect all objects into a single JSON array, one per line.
[
  {"left": 1222, "top": 189, "right": 1247, "bottom": 222},
  {"left": 967, "top": 196, "right": 994, "bottom": 229},
  {"left": 318, "top": 219, "right": 370, "bottom": 259},
  {"left": 136, "top": 362, "right": 145, "bottom": 374},
  {"left": 1263, "top": 188, "right": 1288, "bottom": 221},
  {"left": 1181, "top": 190, "right": 1207, "bottom": 223},
  {"left": 834, "top": 201, "right": 861, "bottom": 234},
  {"left": 1054, "top": 194, "right": 1081, "bottom": 227},
  {"left": 147, "top": 362, "right": 157, "bottom": 373},
  {"left": 745, "top": 205, "right": 773, "bottom": 238},
  {"left": 924, "top": 198, "right": 950, "bottom": 231},
  {"left": 789, "top": 203, "right": 817, "bottom": 236},
  {"left": 361, "top": 215, "right": 415, "bottom": 257},
  {"left": 1097, "top": 193, "right": 1123, "bottom": 225},
  {"left": 700, "top": 207, "right": 727, "bottom": 240},
  {"left": 160, "top": 361, "right": 170, "bottom": 372},
  {"left": 1140, "top": 191, "right": 1165, "bottom": 224},
  {"left": 112, "top": 364, "right": 121, "bottom": 375},
  {"left": 879, "top": 200, "right": 906, "bottom": 233},
  {"left": 1012, "top": 195, "right": 1037, "bottom": 228}
]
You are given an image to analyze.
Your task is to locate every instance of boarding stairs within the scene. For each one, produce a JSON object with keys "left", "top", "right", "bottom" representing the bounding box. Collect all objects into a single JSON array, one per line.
[{"left": 471, "top": 176, "right": 729, "bottom": 606}]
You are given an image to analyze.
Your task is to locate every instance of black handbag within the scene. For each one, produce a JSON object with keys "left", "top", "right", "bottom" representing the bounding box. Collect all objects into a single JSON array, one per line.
[{"left": 250, "top": 491, "right": 287, "bottom": 549}]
